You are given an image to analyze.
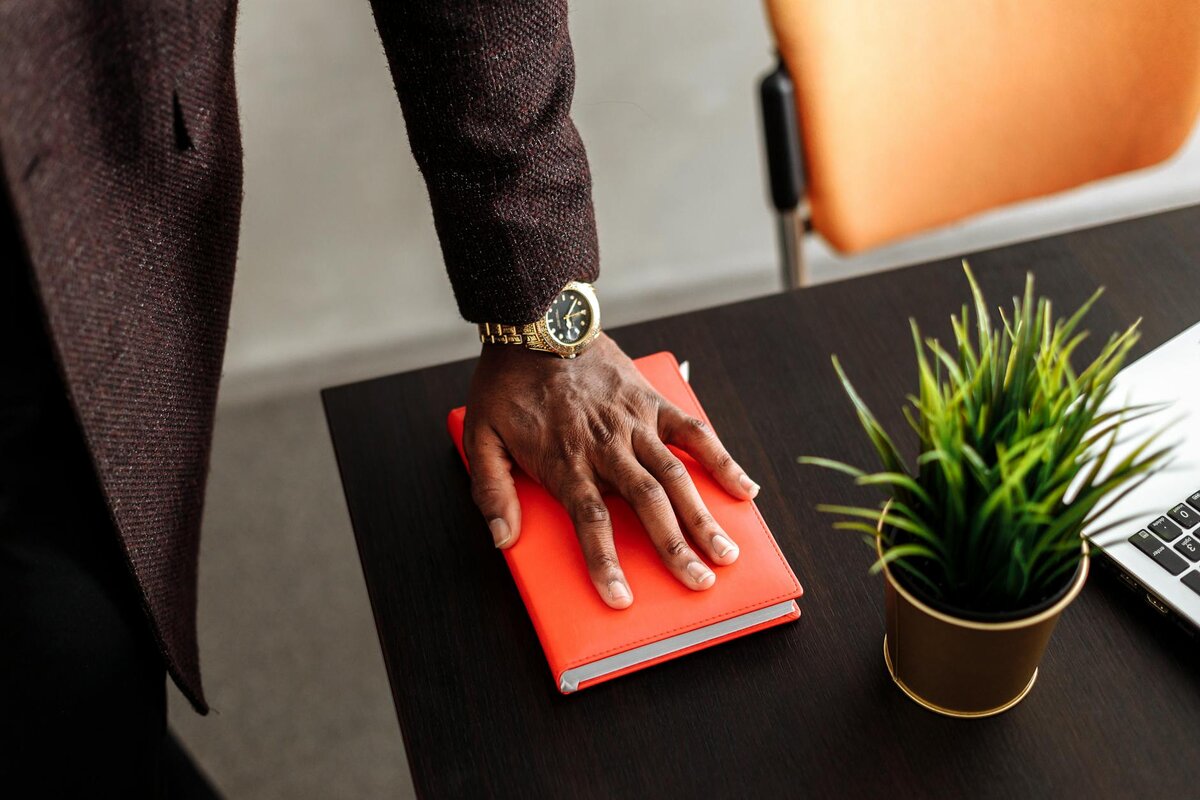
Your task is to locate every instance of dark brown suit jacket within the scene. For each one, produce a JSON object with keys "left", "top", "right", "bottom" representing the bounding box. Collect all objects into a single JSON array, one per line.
[{"left": 0, "top": 0, "right": 598, "bottom": 712}]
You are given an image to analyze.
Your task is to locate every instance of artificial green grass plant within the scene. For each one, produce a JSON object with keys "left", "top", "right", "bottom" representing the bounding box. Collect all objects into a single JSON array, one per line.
[{"left": 801, "top": 263, "right": 1173, "bottom": 614}]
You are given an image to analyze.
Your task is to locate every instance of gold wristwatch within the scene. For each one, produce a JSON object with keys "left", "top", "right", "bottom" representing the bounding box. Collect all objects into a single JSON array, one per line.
[{"left": 478, "top": 281, "right": 601, "bottom": 359}]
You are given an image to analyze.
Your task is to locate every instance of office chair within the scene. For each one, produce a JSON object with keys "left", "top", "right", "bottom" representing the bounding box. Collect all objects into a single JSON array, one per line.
[{"left": 759, "top": 1, "right": 1200, "bottom": 290}]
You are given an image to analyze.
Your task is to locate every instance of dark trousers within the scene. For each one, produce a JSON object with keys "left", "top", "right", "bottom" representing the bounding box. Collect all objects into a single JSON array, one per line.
[{"left": 0, "top": 191, "right": 216, "bottom": 797}]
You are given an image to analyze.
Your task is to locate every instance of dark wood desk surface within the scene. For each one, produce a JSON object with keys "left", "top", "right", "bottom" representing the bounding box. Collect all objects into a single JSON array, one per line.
[{"left": 324, "top": 206, "right": 1200, "bottom": 799}]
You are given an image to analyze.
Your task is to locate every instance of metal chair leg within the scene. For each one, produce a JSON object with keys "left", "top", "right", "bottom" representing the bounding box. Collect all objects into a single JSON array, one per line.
[{"left": 777, "top": 208, "right": 807, "bottom": 290}]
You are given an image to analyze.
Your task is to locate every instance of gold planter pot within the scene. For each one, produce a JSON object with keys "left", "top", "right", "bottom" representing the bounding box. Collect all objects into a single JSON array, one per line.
[{"left": 876, "top": 509, "right": 1089, "bottom": 718}]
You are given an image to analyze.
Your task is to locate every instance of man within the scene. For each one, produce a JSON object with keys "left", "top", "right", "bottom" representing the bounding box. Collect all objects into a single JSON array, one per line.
[{"left": 0, "top": 1, "right": 759, "bottom": 792}]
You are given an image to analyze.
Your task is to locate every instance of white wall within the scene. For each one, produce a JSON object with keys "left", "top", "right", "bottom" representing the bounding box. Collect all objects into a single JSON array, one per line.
[{"left": 221, "top": 0, "right": 1200, "bottom": 404}]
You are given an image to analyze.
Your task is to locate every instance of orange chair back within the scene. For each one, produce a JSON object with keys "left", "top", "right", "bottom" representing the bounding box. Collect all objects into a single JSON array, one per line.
[{"left": 764, "top": 0, "right": 1200, "bottom": 253}]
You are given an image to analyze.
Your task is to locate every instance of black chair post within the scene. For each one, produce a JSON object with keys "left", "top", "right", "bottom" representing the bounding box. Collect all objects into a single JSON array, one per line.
[{"left": 759, "top": 57, "right": 808, "bottom": 289}]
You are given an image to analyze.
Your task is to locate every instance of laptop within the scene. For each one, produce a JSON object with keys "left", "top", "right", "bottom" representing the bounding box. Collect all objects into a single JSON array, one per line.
[{"left": 1085, "top": 320, "right": 1200, "bottom": 632}]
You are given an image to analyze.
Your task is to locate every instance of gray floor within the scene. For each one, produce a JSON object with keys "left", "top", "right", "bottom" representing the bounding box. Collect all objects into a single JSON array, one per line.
[{"left": 166, "top": 391, "right": 415, "bottom": 798}]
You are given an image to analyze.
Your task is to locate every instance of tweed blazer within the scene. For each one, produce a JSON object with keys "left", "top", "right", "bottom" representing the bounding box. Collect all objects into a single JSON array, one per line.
[{"left": 0, "top": 0, "right": 598, "bottom": 711}]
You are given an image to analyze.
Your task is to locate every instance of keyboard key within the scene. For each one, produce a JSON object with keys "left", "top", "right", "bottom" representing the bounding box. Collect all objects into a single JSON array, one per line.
[
  {"left": 1129, "top": 530, "right": 1161, "bottom": 557},
  {"left": 1149, "top": 516, "right": 1182, "bottom": 542},
  {"left": 1169, "top": 503, "right": 1200, "bottom": 529},
  {"left": 1129, "top": 530, "right": 1189, "bottom": 576},
  {"left": 1175, "top": 536, "right": 1200, "bottom": 562},
  {"left": 1182, "top": 572, "right": 1200, "bottom": 596},
  {"left": 1188, "top": 491, "right": 1200, "bottom": 512}
]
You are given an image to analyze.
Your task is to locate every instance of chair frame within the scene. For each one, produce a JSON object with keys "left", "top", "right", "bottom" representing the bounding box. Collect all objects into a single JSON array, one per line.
[{"left": 759, "top": 57, "right": 809, "bottom": 290}]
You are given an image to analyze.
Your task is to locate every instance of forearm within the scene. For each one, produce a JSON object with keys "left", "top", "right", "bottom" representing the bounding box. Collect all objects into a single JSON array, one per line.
[{"left": 368, "top": 0, "right": 599, "bottom": 324}]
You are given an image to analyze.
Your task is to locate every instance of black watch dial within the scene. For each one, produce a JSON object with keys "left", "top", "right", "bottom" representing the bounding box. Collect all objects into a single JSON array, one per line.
[{"left": 545, "top": 289, "right": 593, "bottom": 345}]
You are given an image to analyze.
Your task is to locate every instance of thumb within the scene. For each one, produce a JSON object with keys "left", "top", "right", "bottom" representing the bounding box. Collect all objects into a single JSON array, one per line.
[{"left": 467, "top": 429, "right": 522, "bottom": 549}]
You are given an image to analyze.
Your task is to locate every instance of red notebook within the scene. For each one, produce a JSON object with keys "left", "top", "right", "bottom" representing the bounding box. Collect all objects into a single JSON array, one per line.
[{"left": 447, "top": 351, "right": 802, "bottom": 693}]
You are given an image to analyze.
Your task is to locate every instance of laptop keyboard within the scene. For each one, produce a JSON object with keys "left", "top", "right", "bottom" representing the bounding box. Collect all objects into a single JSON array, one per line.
[{"left": 1128, "top": 491, "right": 1200, "bottom": 596}]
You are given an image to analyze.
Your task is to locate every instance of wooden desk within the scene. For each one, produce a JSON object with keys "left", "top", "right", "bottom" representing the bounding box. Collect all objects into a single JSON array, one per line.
[{"left": 324, "top": 206, "right": 1200, "bottom": 798}]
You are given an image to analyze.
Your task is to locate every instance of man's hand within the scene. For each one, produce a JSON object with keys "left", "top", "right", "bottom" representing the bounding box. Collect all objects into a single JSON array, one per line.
[{"left": 463, "top": 333, "right": 760, "bottom": 609}]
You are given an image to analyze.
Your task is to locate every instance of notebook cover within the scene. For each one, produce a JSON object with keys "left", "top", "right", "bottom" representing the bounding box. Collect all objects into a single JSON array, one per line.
[{"left": 447, "top": 351, "right": 802, "bottom": 692}]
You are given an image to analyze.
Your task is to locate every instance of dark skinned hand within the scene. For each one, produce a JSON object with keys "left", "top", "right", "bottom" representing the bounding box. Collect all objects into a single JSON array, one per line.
[{"left": 463, "top": 333, "right": 760, "bottom": 609}]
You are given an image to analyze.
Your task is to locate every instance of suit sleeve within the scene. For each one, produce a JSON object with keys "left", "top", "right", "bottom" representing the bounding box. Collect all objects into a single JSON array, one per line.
[{"left": 368, "top": 0, "right": 599, "bottom": 324}]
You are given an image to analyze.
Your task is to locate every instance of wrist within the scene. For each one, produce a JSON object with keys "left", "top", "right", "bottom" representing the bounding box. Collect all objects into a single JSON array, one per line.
[{"left": 480, "top": 331, "right": 608, "bottom": 368}]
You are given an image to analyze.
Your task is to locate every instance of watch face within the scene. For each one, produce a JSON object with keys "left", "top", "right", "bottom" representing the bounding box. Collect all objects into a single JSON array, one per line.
[{"left": 545, "top": 288, "right": 594, "bottom": 346}]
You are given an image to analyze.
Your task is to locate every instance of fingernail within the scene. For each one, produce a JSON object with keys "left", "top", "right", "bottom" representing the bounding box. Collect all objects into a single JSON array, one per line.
[
  {"left": 489, "top": 518, "right": 511, "bottom": 547},
  {"left": 687, "top": 560, "right": 715, "bottom": 587},
  {"left": 608, "top": 580, "right": 632, "bottom": 606},
  {"left": 712, "top": 534, "right": 738, "bottom": 559},
  {"left": 739, "top": 474, "right": 760, "bottom": 498}
]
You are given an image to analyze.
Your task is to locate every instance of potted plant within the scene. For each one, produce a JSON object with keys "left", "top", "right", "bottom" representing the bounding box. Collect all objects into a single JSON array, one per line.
[{"left": 800, "top": 263, "right": 1172, "bottom": 717}]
